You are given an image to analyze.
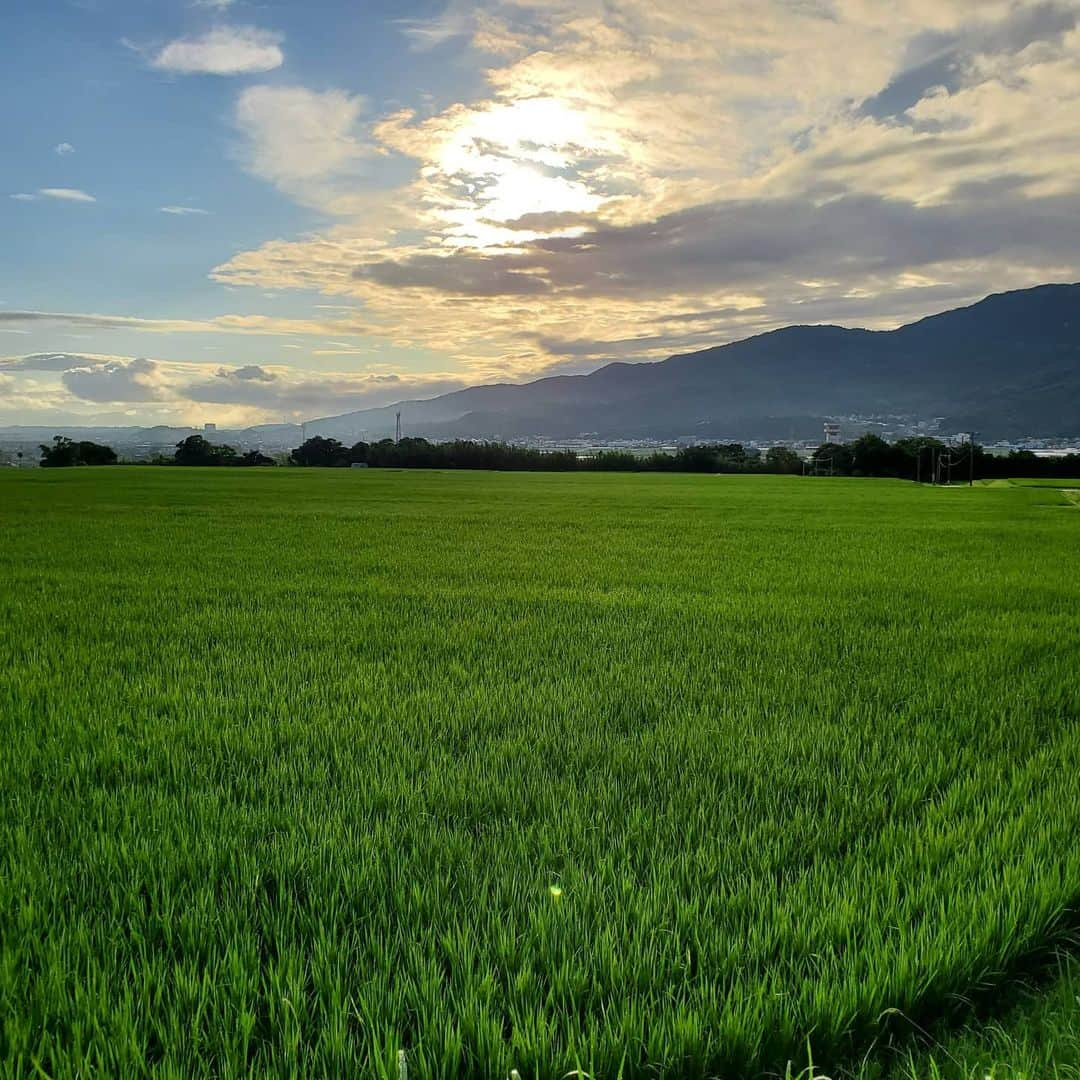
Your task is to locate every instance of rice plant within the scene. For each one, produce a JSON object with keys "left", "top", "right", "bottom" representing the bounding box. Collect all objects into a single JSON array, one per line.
[{"left": 1, "top": 468, "right": 1077, "bottom": 1078}]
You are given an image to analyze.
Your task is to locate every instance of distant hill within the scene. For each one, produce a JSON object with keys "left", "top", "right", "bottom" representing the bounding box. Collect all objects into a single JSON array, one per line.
[{"left": 306, "top": 283, "right": 1080, "bottom": 441}]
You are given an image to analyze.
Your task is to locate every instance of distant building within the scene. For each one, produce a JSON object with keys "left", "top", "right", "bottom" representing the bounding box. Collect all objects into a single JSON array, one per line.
[
  {"left": 823, "top": 422, "right": 842, "bottom": 444},
  {"left": 205, "top": 422, "right": 217, "bottom": 433}
]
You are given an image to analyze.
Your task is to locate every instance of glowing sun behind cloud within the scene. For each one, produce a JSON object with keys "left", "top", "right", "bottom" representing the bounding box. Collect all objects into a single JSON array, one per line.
[{"left": 419, "top": 96, "right": 619, "bottom": 247}]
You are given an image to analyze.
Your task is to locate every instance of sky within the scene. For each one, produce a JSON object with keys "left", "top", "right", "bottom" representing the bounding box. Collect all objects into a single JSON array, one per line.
[{"left": 2, "top": 0, "right": 1080, "bottom": 428}]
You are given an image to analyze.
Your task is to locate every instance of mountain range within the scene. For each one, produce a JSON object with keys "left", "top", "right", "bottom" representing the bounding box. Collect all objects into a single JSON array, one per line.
[{"left": 305, "top": 283, "right": 1080, "bottom": 443}]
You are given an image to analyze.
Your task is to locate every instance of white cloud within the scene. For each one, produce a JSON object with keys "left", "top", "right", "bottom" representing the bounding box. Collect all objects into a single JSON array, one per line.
[
  {"left": 54, "top": 142, "right": 75, "bottom": 156},
  {"left": 151, "top": 26, "right": 283, "bottom": 76},
  {"left": 192, "top": 0, "right": 236, "bottom": 8},
  {"left": 10, "top": 193, "right": 37, "bottom": 202},
  {"left": 234, "top": 86, "right": 370, "bottom": 207},
  {"left": 160, "top": 205, "right": 210, "bottom": 215},
  {"left": 38, "top": 188, "right": 96, "bottom": 203}
]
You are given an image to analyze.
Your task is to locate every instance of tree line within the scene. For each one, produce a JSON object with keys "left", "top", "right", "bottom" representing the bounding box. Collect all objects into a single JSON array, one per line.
[
  {"left": 286, "top": 435, "right": 802, "bottom": 472},
  {"left": 810, "top": 434, "right": 1080, "bottom": 481},
  {"left": 38, "top": 434, "right": 276, "bottom": 468},
  {"left": 36, "top": 431, "right": 1080, "bottom": 480},
  {"left": 284, "top": 433, "right": 1080, "bottom": 479}
]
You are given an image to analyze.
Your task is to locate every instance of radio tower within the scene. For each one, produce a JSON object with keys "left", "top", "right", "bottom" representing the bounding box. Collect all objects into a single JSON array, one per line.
[{"left": 395, "top": 411, "right": 402, "bottom": 444}]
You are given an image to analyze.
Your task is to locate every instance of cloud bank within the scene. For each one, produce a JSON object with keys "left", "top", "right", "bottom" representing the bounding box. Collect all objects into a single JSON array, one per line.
[{"left": 0, "top": 353, "right": 469, "bottom": 427}]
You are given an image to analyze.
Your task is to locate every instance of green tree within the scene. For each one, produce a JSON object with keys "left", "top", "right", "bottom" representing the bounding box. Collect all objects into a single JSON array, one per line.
[
  {"left": 592, "top": 450, "right": 638, "bottom": 471},
  {"left": 893, "top": 437, "right": 945, "bottom": 482},
  {"left": 849, "top": 433, "right": 900, "bottom": 477},
  {"left": 39, "top": 436, "right": 80, "bottom": 468},
  {"left": 289, "top": 436, "right": 349, "bottom": 467},
  {"left": 672, "top": 445, "right": 721, "bottom": 472},
  {"left": 764, "top": 446, "right": 803, "bottom": 474},
  {"left": 238, "top": 450, "right": 275, "bottom": 467},
  {"left": 39, "top": 435, "right": 117, "bottom": 467},
  {"left": 714, "top": 443, "right": 753, "bottom": 470},
  {"left": 366, "top": 437, "right": 440, "bottom": 468},
  {"left": 810, "top": 442, "right": 853, "bottom": 476},
  {"left": 174, "top": 435, "right": 238, "bottom": 466},
  {"left": 75, "top": 441, "right": 118, "bottom": 466}
]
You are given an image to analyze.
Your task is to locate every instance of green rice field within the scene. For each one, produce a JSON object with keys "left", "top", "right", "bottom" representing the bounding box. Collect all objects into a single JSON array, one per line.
[{"left": 1, "top": 468, "right": 1078, "bottom": 1078}]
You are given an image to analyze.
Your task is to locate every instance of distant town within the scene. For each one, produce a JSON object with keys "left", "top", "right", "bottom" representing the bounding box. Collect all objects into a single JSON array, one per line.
[{"left": 3, "top": 416, "right": 1079, "bottom": 468}]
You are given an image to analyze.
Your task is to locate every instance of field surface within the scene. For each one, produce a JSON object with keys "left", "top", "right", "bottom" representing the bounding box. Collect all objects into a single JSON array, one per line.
[{"left": 1, "top": 468, "right": 1079, "bottom": 1078}]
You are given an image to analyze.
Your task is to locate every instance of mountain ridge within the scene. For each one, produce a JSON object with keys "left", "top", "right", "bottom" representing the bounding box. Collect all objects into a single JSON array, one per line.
[{"left": 305, "top": 282, "right": 1080, "bottom": 441}]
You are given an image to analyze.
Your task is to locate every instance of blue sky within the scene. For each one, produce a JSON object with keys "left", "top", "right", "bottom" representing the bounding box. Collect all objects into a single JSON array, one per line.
[
  {"left": 2, "top": 0, "right": 1079, "bottom": 426},
  {"left": 2, "top": 0, "right": 452, "bottom": 374}
]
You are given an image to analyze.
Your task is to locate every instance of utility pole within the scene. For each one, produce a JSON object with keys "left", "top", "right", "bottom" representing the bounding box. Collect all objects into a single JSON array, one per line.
[
  {"left": 969, "top": 431, "right": 977, "bottom": 487},
  {"left": 395, "top": 411, "right": 402, "bottom": 444}
]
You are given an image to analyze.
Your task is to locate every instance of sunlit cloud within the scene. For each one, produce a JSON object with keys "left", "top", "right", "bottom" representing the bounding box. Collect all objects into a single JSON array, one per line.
[{"left": 233, "top": 86, "right": 371, "bottom": 209}]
